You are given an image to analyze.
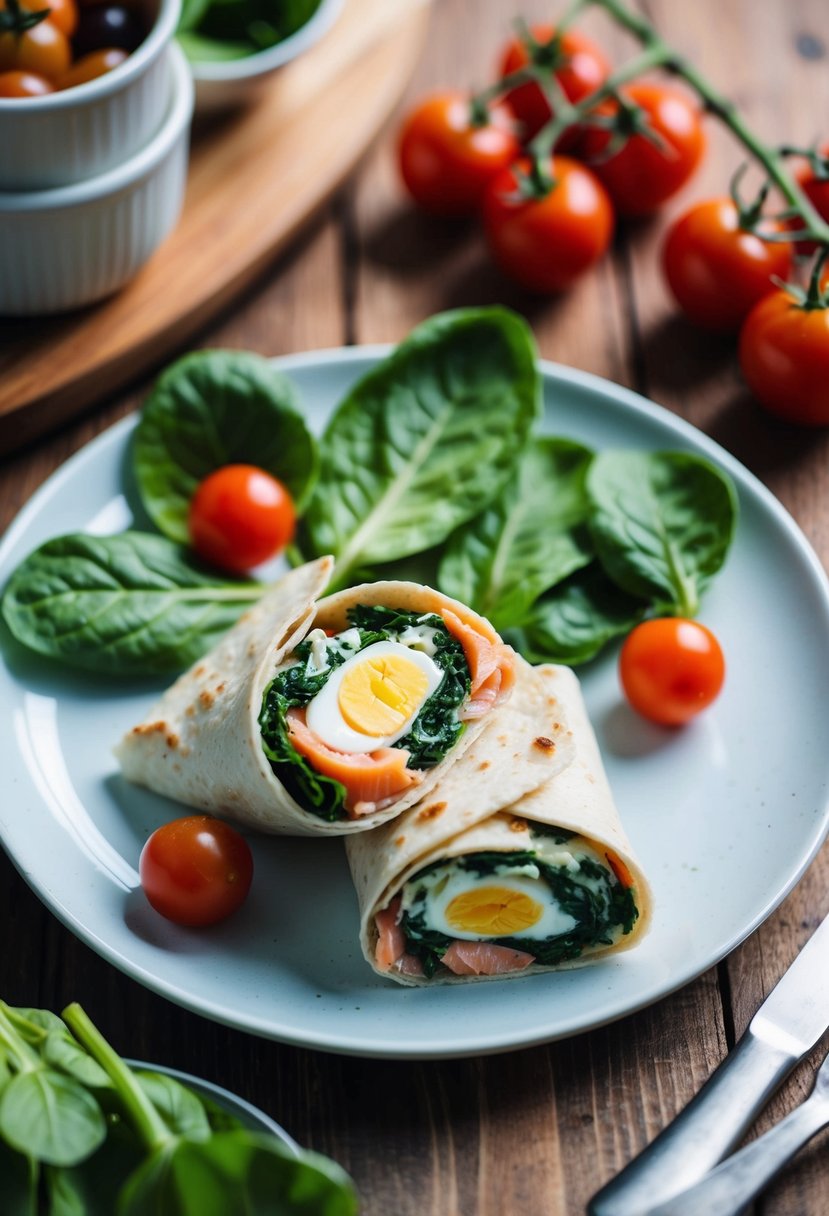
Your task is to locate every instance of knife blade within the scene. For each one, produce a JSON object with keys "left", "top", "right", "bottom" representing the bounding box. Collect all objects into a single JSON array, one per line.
[{"left": 588, "top": 913, "right": 829, "bottom": 1216}]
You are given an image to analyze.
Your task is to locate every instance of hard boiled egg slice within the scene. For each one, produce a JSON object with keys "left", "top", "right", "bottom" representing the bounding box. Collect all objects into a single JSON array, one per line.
[
  {"left": 304, "top": 640, "right": 444, "bottom": 753},
  {"left": 402, "top": 862, "right": 578, "bottom": 941}
]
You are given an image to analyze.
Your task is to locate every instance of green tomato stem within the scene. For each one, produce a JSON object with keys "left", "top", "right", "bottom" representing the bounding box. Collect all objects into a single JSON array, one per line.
[
  {"left": 61, "top": 1003, "right": 174, "bottom": 1153},
  {"left": 0, "top": 1003, "right": 42, "bottom": 1073}
]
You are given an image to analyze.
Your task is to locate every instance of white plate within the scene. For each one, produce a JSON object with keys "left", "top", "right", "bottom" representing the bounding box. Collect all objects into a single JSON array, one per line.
[{"left": 1, "top": 350, "right": 828, "bottom": 1059}]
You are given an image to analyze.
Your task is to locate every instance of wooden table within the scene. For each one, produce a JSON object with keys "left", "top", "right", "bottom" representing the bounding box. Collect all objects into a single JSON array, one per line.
[{"left": 2, "top": 2, "right": 828, "bottom": 1212}]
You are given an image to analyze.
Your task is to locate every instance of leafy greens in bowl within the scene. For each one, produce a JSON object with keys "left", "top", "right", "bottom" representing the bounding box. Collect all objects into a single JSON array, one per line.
[{"left": 178, "top": 0, "right": 344, "bottom": 111}]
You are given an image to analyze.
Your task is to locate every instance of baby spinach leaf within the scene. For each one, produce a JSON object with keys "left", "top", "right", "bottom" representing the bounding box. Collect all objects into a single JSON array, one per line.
[
  {"left": 136, "top": 1072, "right": 211, "bottom": 1142},
  {"left": 587, "top": 450, "right": 737, "bottom": 617},
  {"left": 45, "top": 1121, "right": 144, "bottom": 1216},
  {"left": 298, "top": 308, "right": 540, "bottom": 590},
  {"left": 117, "top": 1133, "right": 358, "bottom": 1216},
  {"left": 0, "top": 1138, "right": 36, "bottom": 1216},
  {"left": 43, "top": 1030, "right": 112, "bottom": 1090},
  {"left": 0, "top": 1069, "right": 106, "bottom": 1167},
  {"left": 508, "top": 563, "right": 646, "bottom": 666},
  {"left": 438, "top": 437, "right": 594, "bottom": 631},
  {"left": 134, "top": 349, "right": 318, "bottom": 545},
  {"left": 1, "top": 532, "right": 262, "bottom": 675}
]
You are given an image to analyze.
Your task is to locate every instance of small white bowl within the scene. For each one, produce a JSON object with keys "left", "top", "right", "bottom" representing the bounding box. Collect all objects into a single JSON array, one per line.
[
  {"left": 0, "top": 0, "right": 181, "bottom": 191},
  {"left": 183, "top": 0, "right": 344, "bottom": 113},
  {"left": 0, "top": 40, "right": 194, "bottom": 318}
]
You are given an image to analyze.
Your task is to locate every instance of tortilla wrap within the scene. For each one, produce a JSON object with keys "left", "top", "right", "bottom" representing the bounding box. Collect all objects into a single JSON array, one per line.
[
  {"left": 347, "top": 663, "right": 652, "bottom": 983},
  {"left": 115, "top": 559, "right": 526, "bottom": 835}
]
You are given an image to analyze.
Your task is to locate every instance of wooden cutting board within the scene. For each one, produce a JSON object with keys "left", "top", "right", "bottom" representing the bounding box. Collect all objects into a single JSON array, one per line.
[{"left": 0, "top": 0, "right": 431, "bottom": 455}]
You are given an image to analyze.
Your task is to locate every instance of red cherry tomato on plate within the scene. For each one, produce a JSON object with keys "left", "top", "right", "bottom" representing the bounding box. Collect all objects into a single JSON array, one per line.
[
  {"left": 483, "top": 155, "right": 613, "bottom": 292},
  {"left": 739, "top": 287, "right": 829, "bottom": 427},
  {"left": 663, "top": 198, "right": 793, "bottom": 332},
  {"left": 499, "top": 24, "right": 609, "bottom": 142},
  {"left": 140, "top": 816, "right": 254, "bottom": 928},
  {"left": 619, "top": 618, "right": 725, "bottom": 726},
  {"left": 398, "top": 91, "right": 520, "bottom": 216},
  {"left": 581, "top": 82, "right": 705, "bottom": 216},
  {"left": 188, "top": 464, "right": 296, "bottom": 573}
]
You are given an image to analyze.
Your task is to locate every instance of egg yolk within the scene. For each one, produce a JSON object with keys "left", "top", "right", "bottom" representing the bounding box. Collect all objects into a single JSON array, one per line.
[
  {"left": 338, "top": 654, "right": 429, "bottom": 738},
  {"left": 445, "top": 887, "right": 544, "bottom": 936}
]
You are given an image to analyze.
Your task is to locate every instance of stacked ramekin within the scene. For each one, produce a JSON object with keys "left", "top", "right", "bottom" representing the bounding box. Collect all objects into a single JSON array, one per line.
[{"left": 0, "top": 0, "right": 193, "bottom": 316}]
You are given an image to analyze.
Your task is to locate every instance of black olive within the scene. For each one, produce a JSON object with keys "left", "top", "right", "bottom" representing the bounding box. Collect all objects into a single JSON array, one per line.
[{"left": 72, "top": 6, "right": 147, "bottom": 57}]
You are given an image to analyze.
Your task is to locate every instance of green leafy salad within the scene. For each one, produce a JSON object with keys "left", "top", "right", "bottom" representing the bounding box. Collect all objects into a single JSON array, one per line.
[
  {"left": 178, "top": 0, "right": 323, "bottom": 63},
  {"left": 0, "top": 306, "right": 738, "bottom": 677},
  {"left": 259, "top": 605, "right": 470, "bottom": 821},
  {"left": 0, "top": 999, "right": 356, "bottom": 1215},
  {"left": 396, "top": 826, "right": 639, "bottom": 980}
]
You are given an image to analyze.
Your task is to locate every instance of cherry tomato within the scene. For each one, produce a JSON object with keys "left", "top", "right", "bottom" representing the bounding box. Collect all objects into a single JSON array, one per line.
[
  {"left": 663, "top": 198, "right": 793, "bottom": 332},
  {"left": 0, "top": 0, "right": 78, "bottom": 36},
  {"left": 188, "top": 464, "right": 296, "bottom": 573},
  {"left": 72, "top": 3, "right": 144, "bottom": 55},
  {"left": 398, "top": 91, "right": 519, "bottom": 217},
  {"left": 581, "top": 82, "right": 705, "bottom": 217},
  {"left": 58, "top": 45, "right": 125, "bottom": 88},
  {"left": 139, "top": 816, "right": 254, "bottom": 928},
  {"left": 483, "top": 156, "right": 613, "bottom": 293},
  {"left": 499, "top": 24, "right": 609, "bottom": 142},
  {"left": 0, "top": 67, "right": 54, "bottom": 95},
  {"left": 789, "top": 147, "right": 829, "bottom": 254},
  {"left": 619, "top": 618, "right": 725, "bottom": 726},
  {"left": 739, "top": 288, "right": 829, "bottom": 426},
  {"left": 0, "top": 20, "right": 71, "bottom": 78}
]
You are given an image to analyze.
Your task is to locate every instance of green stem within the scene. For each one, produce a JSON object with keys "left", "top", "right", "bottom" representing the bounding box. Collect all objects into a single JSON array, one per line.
[
  {"left": 62, "top": 1004, "right": 174, "bottom": 1153},
  {"left": 0, "top": 1004, "right": 42, "bottom": 1073}
]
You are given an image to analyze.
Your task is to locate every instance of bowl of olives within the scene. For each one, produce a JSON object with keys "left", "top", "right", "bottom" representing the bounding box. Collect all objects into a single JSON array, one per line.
[{"left": 0, "top": 0, "right": 182, "bottom": 190}]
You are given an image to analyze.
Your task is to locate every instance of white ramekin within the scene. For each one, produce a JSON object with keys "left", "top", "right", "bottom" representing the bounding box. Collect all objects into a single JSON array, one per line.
[
  {"left": 184, "top": 0, "right": 344, "bottom": 112},
  {"left": 0, "top": 41, "right": 194, "bottom": 318},
  {"left": 0, "top": 0, "right": 181, "bottom": 191}
]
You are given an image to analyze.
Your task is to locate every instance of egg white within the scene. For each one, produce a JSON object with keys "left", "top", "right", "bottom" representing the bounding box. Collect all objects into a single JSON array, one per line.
[
  {"left": 304, "top": 640, "right": 444, "bottom": 753},
  {"left": 401, "top": 862, "right": 579, "bottom": 941}
]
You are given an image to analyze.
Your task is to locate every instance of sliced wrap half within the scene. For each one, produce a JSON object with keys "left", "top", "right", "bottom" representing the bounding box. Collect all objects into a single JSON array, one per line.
[
  {"left": 115, "top": 559, "right": 519, "bottom": 835},
  {"left": 347, "top": 663, "right": 652, "bottom": 982}
]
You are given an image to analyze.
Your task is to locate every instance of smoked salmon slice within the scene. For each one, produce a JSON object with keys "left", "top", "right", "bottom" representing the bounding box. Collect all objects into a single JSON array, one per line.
[
  {"left": 441, "top": 940, "right": 535, "bottom": 976},
  {"left": 286, "top": 708, "right": 421, "bottom": 818},
  {"left": 375, "top": 897, "right": 406, "bottom": 971},
  {"left": 440, "top": 608, "right": 515, "bottom": 720}
]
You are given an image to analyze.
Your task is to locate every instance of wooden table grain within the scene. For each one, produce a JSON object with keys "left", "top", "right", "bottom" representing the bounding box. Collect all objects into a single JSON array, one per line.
[{"left": 2, "top": 2, "right": 828, "bottom": 1213}]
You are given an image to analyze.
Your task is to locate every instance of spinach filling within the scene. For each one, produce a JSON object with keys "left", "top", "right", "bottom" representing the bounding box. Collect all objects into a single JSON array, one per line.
[
  {"left": 258, "top": 606, "right": 471, "bottom": 821},
  {"left": 399, "top": 835, "right": 639, "bottom": 979}
]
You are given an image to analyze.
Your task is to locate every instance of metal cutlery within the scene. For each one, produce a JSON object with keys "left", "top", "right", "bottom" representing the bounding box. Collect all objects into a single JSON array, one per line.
[{"left": 588, "top": 913, "right": 829, "bottom": 1215}]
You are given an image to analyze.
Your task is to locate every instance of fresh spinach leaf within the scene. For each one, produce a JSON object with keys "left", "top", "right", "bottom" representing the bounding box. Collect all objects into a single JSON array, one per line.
[
  {"left": 178, "top": 0, "right": 321, "bottom": 59},
  {"left": 136, "top": 1072, "right": 211, "bottom": 1143},
  {"left": 117, "top": 1132, "right": 358, "bottom": 1216},
  {"left": 43, "top": 1030, "right": 112, "bottom": 1090},
  {"left": 176, "top": 31, "right": 251, "bottom": 58},
  {"left": 134, "top": 349, "right": 318, "bottom": 545},
  {"left": 509, "top": 562, "right": 646, "bottom": 666},
  {"left": 0, "top": 1138, "right": 36, "bottom": 1216},
  {"left": 586, "top": 450, "right": 737, "bottom": 617},
  {"left": 176, "top": 0, "right": 213, "bottom": 34},
  {"left": 1, "top": 532, "right": 263, "bottom": 675},
  {"left": 0, "top": 1069, "right": 106, "bottom": 1167},
  {"left": 297, "top": 308, "right": 541, "bottom": 590},
  {"left": 438, "top": 437, "right": 594, "bottom": 630}
]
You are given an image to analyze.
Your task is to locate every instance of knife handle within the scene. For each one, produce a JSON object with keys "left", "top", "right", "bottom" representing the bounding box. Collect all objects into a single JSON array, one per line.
[{"left": 588, "top": 1030, "right": 796, "bottom": 1215}]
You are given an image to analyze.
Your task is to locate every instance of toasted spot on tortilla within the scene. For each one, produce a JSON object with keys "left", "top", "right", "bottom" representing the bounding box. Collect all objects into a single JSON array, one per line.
[
  {"left": 199, "top": 690, "right": 215, "bottom": 710},
  {"left": 215, "top": 682, "right": 226, "bottom": 695},
  {"left": 478, "top": 760, "right": 491, "bottom": 771},
  {"left": 509, "top": 816, "right": 528, "bottom": 832},
  {"left": 166, "top": 733, "right": 179, "bottom": 749},
  {"left": 395, "top": 835, "right": 406, "bottom": 847},
  {"left": 417, "top": 801, "right": 446, "bottom": 823},
  {"left": 533, "top": 736, "right": 556, "bottom": 752},
  {"left": 194, "top": 665, "right": 206, "bottom": 678},
  {"left": 185, "top": 705, "right": 195, "bottom": 718},
  {"left": 497, "top": 734, "right": 508, "bottom": 744},
  {"left": 180, "top": 746, "right": 191, "bottom": 758},
  {"left": 131, "top": 720, "right": 167, "bottom": 737}
]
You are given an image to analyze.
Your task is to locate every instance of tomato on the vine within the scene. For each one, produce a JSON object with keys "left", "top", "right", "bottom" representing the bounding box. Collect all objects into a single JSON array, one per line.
[
  {"left": 483, "top": 156, "right": 613, "bottom": 292},
  {"left": 789, "top": 147, "right": 829, "bottom": 254},
  {"left": 188, "top": 464, "right": 296, "bottom": 573},
  {"left": 398, "top": 91, "right": 519, "bottom": 216},
  {"left": 499, "top": 24, "right": 610, "bottom": 142},
  {"left": 619, "top": 618, "right": 725, "bottom": 726},
  {"left": 139, "top": 816, "right": 254, "bottom": 928},
  {"left": 0, "top": 20, "right": 71, "bottom": 79},
  {"left": 581, "top": 82, "right": 705, "bottom": 216},
  {"left": 663, "top": 198, "right": 793, "bottom": 332},
  {"left": 739, "top": 287, "right": 829, "bottom": 427}
]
